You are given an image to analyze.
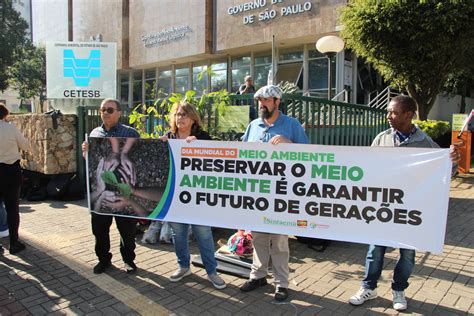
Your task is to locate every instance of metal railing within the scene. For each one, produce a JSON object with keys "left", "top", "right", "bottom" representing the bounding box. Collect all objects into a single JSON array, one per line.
[
  {"left": 368, "top": 86, "right": 400, "bottom": 109},
  {"left": 331, "top": 89, "right": 349, "bottom": 103},
  {"left": 280, "top": 95, "right": 387, "bottom": 146},
  {"left": 76, "top": 94, "right": 388, "bottom": 182}
]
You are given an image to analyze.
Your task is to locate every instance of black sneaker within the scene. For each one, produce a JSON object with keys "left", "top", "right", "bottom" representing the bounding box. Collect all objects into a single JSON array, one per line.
[
  {"left": 9, "top": 241, "right": 26, "bottom": 255},
  {"left": 124, "top": 262, "right": 137, "bottom": 274},
  {"left": 93, "top": 261, "right": 111, "bottom": 274},
  {"left": 0, "top": 244, "right": 4, "bottom": 254},
  {"left": 240, "top": 278, "right": 268, "bottom": 292},
  {"left": 275, "top": 287, "right": 289, "bottom": 301}
]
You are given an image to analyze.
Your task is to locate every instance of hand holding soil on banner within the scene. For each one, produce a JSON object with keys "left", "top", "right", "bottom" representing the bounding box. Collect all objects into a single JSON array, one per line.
[{"left": 88, "top": 137, "right": 168, "bottom": 217}]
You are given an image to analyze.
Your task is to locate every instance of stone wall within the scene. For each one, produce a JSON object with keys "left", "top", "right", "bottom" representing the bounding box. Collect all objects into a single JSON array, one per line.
[{"left": 8, "top": 114, "right": 77, "bottom": 175}]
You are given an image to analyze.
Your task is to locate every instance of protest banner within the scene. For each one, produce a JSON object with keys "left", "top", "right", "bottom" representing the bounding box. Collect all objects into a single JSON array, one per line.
[{"left": 87, "top": 137, "right": 452, "bottom": 253}]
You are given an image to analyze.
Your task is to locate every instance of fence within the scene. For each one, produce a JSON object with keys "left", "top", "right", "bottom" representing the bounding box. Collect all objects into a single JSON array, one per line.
[{"left": 76, "top": 94, "right": 388, "bottom": 182}]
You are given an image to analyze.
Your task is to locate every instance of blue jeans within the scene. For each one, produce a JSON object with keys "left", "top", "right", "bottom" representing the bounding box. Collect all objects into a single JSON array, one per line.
[
  {"left": 169, "top": 222, "right": 217, "bottom": 275},
  {"left": 362, "top": 244, "right": 415, "bottom": 291},
  {"left": 0, "top": 200, "right": 8, "bottom": 232}
]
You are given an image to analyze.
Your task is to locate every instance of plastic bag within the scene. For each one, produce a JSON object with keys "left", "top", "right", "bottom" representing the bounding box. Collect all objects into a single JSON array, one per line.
[
  {"left": 141, "top": 221, "right": 162, "bottom": 244},
  {"left": 159, "top": 222, "right": 173, "bottom": 244}
]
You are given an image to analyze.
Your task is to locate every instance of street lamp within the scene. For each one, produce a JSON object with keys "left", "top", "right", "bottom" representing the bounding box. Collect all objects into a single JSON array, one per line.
[{"left": 316, "top": 35, "right": 345, "bottom": 99}]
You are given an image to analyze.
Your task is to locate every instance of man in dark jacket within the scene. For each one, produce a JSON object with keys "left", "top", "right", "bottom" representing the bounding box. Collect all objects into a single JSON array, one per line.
[{"left": 82, "top": 98, "right": 140, "bottom": 274}]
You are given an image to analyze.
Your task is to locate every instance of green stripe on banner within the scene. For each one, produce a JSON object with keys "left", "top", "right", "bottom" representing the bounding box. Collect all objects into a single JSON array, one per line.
[{"left": 148, "top": 147, "right": 174, "bottom": 218}]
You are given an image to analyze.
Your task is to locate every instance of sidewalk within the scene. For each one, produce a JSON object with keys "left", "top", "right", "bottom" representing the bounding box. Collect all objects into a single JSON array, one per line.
[{"left": 1, "top": 174, "right": 473, "bottom": 315}]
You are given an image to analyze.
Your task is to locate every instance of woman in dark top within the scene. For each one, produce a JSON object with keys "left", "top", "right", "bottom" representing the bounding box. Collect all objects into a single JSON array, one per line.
[{"left": 161, "top": 101, "right": 226, "bottom": 289}]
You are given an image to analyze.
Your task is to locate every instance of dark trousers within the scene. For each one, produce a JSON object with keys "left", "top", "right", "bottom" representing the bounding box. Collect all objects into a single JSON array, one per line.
[
  {"left": 0, "top": 161, "right": 22, "bottom": 243},
  {"left": 91, "top": 212, "right": 137, "bottom": 264}
]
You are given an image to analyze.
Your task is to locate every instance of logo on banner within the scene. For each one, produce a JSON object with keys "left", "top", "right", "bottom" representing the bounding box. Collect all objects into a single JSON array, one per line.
[
  {"left": 297, "top": 220, "right": 308, "bottom": 228},
  {"left": 63, "top": 49, "right": 101, "bottom": 87}
]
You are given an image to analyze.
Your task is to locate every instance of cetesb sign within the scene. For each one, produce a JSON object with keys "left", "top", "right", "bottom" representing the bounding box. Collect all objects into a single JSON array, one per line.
[{"left": 46, "top": 42, "right": 117, "bottom": 99}]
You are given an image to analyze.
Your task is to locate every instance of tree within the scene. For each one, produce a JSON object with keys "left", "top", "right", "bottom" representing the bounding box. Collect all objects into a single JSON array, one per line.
[
  {"left": 443, "top": 65, "right": 474, "bottom": 115},
  {"left": 340, "top": 1, "right": 474, "bottom": 120},
  {"left": 0, "top": 0, "right": 29, "bottom": 91},
  {"left": 7, "top": 43, "right": 47, "bottom": 112}
]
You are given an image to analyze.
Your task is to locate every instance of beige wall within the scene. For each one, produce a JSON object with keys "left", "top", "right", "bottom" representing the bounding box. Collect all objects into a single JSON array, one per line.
[
  {"left": 73, "top": 0, "right": 125, "bottom": 69},
  {"left": 32, "top": 0, "right": 69, "bottom": 44},
  {"left": 216, "top": 0, "right": 346, "bottom": 53},
  {"left": 128, "top": 0, "right": 209, "bottom": 68}
]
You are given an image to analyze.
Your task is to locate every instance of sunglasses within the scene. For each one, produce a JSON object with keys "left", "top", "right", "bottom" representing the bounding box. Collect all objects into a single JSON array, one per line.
[{"left": 100, "top": 107, "right": 118, "bottom": 114}]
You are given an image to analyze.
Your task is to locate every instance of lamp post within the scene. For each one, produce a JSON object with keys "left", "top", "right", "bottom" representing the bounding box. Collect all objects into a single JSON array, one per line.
[{"left": 316, "top": 35, "right": 345, "bottom": 100}]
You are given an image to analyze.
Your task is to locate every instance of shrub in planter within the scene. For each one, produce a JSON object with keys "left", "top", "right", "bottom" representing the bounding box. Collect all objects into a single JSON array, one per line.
[{"left": 413, "top": 119, "right": 451, "bottom": 148}]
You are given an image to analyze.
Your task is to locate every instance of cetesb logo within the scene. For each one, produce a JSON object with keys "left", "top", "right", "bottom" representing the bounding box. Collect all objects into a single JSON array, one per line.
[
  {"left": 63, "top": 49, "right": 101, "bottom": 86},
  {"left": 61, "top": 49, "right": 102, "bottom": 98}
]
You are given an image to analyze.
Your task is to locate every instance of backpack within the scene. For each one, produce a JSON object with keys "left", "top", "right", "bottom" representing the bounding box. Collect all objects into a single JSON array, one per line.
[
  {"left": 296, "top": 236, "right": 330, "bottom": 252},
  {"left": 227, "top": 230, "right": 253, "bottom": 256}
]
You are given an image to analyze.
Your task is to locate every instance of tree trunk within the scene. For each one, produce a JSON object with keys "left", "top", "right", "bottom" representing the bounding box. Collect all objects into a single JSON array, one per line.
[
  {"left": 407, "top": 84, "right": 437, "bottom": 121},
  {"left": 460, "top": 84, "right": 467, "bottom": 114}
]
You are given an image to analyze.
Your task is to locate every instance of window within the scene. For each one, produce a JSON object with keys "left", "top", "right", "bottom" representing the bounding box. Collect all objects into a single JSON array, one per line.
[
  {"left": 276, "top": 47, "right": 304, "bottom": 90},
  {"left": 144, "top": 69, "right": 156, "bottom": 105},
  {"left": 192, "top": 63, "right": 208, "bottom": 95},
  {"left": 132, "top": 71, "right": 142, "bottom": 106},
  {"left": 157, "top": 67, "right": 172, "bottom": 97},
  {"left": 231, "top": 56, "right": 251, "bottom": 92},
  {"left": 119, "top": 73, "right": 129, "bottom": 106},
  {"left": 308, "top": 49, "right": 335, "bottom": 97},
  {"left": 254, "top": 52, "right": 272, "bottom": 88},
  {"left": 279, "top": 47, "right": 304, "bottom": 62},
  {"left": 175, "top": 65, "right": 189, "bottom": 94},
  {"left": 276, "top": 62, "right": 303, "bottom": 89},
  {"left": 211, "top": 61, "right": 227, "bottom": 92}
]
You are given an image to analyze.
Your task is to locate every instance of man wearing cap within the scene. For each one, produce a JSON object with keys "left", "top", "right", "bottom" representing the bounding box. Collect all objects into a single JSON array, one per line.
[{"left": 239, "top": 85, "right": 309, "bottom": 301}]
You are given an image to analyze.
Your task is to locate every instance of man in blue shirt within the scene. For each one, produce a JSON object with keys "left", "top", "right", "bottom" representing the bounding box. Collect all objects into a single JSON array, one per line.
[
  {"left": 240, "top": 85, "right": 309, "bottom": 301},
  {"left": 82, "top": 98, "right": 140, "bottom": 275}
]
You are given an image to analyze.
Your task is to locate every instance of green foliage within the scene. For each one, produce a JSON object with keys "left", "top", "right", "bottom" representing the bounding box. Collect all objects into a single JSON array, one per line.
[
  {"left": 129, "top": 87, "right": 231, "bottom": 139},
  {"left": 0, "top": 1, "right": 29, "bottom": 91},
  {"left": 101, "top": 171, "right": 132, "bottom": 198},
  {"left": 413, "top": 119, "right": 450, "bottom": 140},
  {"left": 340, "top": 1, "right": 474, "bottom": 119},
  {"left": 7, "top": 43, "right": 46, "bottom": 111}
]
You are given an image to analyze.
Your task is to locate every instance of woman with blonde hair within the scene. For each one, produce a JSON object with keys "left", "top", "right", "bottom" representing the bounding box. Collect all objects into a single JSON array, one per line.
[
  {"left": 160, "top": 101, "right": 226, "bottom": 289},
  {"left": 0, "top": 103, "right": 29, "bottom": 254}
]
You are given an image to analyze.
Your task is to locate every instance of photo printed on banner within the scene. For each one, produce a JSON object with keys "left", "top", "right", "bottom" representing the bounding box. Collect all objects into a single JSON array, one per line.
[{"left": 88, "top": 137, "right": 169, "bottom": 218}]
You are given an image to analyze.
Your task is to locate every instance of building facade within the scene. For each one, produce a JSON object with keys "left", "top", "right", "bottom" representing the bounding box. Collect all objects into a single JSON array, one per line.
[
  {"left": 32, "top": 0, "right": 364, "bottom": 108},
  {"left": 5, "top": 0, "right": 395, "bottom": 115}
]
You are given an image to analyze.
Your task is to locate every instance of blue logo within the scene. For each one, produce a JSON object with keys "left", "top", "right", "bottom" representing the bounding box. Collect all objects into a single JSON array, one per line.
[{"left": 63, "top": 49, "right": 101, "bottom": 87}]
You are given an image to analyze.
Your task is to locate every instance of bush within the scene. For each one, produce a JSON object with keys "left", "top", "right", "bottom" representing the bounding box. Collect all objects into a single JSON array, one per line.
[{"left": 413, "top": 119, "right": 450, "bottom": 140}]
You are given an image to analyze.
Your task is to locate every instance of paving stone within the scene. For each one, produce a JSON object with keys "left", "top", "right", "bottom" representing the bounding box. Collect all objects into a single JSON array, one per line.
[{"left": 0, "top": 174, "right": 472, "bottom": 315}]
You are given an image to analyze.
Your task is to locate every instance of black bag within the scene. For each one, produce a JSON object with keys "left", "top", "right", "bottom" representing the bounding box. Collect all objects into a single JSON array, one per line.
[
  {"left": 26, "top": 185, "right": 47, "bottom": 201},
  {"left": 47, "top": 173, "right": 84, "bottom": 200},
  {"left": 47, "top": 174, "right": 71, "bottom": 199},
  {"left": 296, "top": 236, "right": 330, "bottom": 252},
  {"left": 62, "top": 174, "right": 84, "bottom": 201}
]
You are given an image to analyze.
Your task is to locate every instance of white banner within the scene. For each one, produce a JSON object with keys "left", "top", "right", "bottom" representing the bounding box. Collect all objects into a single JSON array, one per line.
[
  {"left": 87, "top": 139, "right": 452, "bottom": 253},
  {"left": 46, "top": 42, "right": 116, "bottom": 99}
]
